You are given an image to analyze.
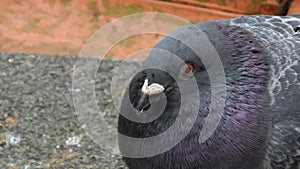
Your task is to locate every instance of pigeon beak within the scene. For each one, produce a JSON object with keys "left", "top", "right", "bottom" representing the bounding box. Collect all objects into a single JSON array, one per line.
[
  {"left": 135, "top": 79, "right": 165, "bottom": 113},
  {"left": 135, "top": 93, "right": 149, "bottom": 113}
]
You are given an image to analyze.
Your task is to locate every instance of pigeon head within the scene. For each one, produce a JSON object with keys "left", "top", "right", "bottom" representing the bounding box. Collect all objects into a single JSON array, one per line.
[{"left": 118, "top": 22, "right": 273, "bottom": 169}]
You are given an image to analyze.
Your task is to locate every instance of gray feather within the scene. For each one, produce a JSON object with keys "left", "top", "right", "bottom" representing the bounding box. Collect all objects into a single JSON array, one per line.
[{"left": 222, "top": 15, "right": 300, "bottom": 169}]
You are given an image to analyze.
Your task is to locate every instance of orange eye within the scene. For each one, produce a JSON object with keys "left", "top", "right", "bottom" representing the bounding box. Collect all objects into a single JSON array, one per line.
[{"left": 181, "top": 63, "right": 194, "bottom": 77}]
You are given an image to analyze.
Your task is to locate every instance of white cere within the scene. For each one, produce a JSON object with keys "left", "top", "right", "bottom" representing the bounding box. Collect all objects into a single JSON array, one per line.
[{"left": 141, "top": 79, "right": 165, "bottom": 95}]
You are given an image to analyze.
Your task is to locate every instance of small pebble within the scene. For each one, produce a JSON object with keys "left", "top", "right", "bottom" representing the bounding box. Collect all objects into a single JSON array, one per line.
[{"left": 66, "top": 135, "right": 82, "bottom": 146}]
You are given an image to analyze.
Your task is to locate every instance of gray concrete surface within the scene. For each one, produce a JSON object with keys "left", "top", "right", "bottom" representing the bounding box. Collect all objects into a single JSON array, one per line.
[{"left": 0, "top": 53, "right": 131, "bottom": 169}]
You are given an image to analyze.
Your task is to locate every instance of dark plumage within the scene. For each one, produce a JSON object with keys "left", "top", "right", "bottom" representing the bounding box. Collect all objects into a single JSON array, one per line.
[{"left": 118, "top": 15, "right": 300, "bottom": 169}]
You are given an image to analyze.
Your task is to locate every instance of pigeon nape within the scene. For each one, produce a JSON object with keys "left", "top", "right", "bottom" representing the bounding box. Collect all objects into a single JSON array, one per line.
[{"left": 118, "top": 15, "right": 300, "bottom": 169}]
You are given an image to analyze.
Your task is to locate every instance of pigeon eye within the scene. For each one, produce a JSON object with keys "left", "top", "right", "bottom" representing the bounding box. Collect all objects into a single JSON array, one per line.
[{"left": 181, "top": 63, "right": 194, "bottom": 77}]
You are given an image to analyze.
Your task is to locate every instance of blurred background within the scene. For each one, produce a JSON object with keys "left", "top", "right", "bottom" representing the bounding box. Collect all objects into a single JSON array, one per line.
[{"left": 0, "top": 0, "right": 299, "bottom": 59}]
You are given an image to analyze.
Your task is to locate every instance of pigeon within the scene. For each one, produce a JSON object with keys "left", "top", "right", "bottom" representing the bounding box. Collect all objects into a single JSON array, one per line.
[{"left": 118, "top": 15, "right": 300, "bottom": 169}]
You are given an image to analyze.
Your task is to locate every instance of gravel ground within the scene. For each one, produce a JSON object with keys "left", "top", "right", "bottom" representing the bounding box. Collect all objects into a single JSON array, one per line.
[{"left": 0, "top": 53, "right": 137, "bottom": 169}]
